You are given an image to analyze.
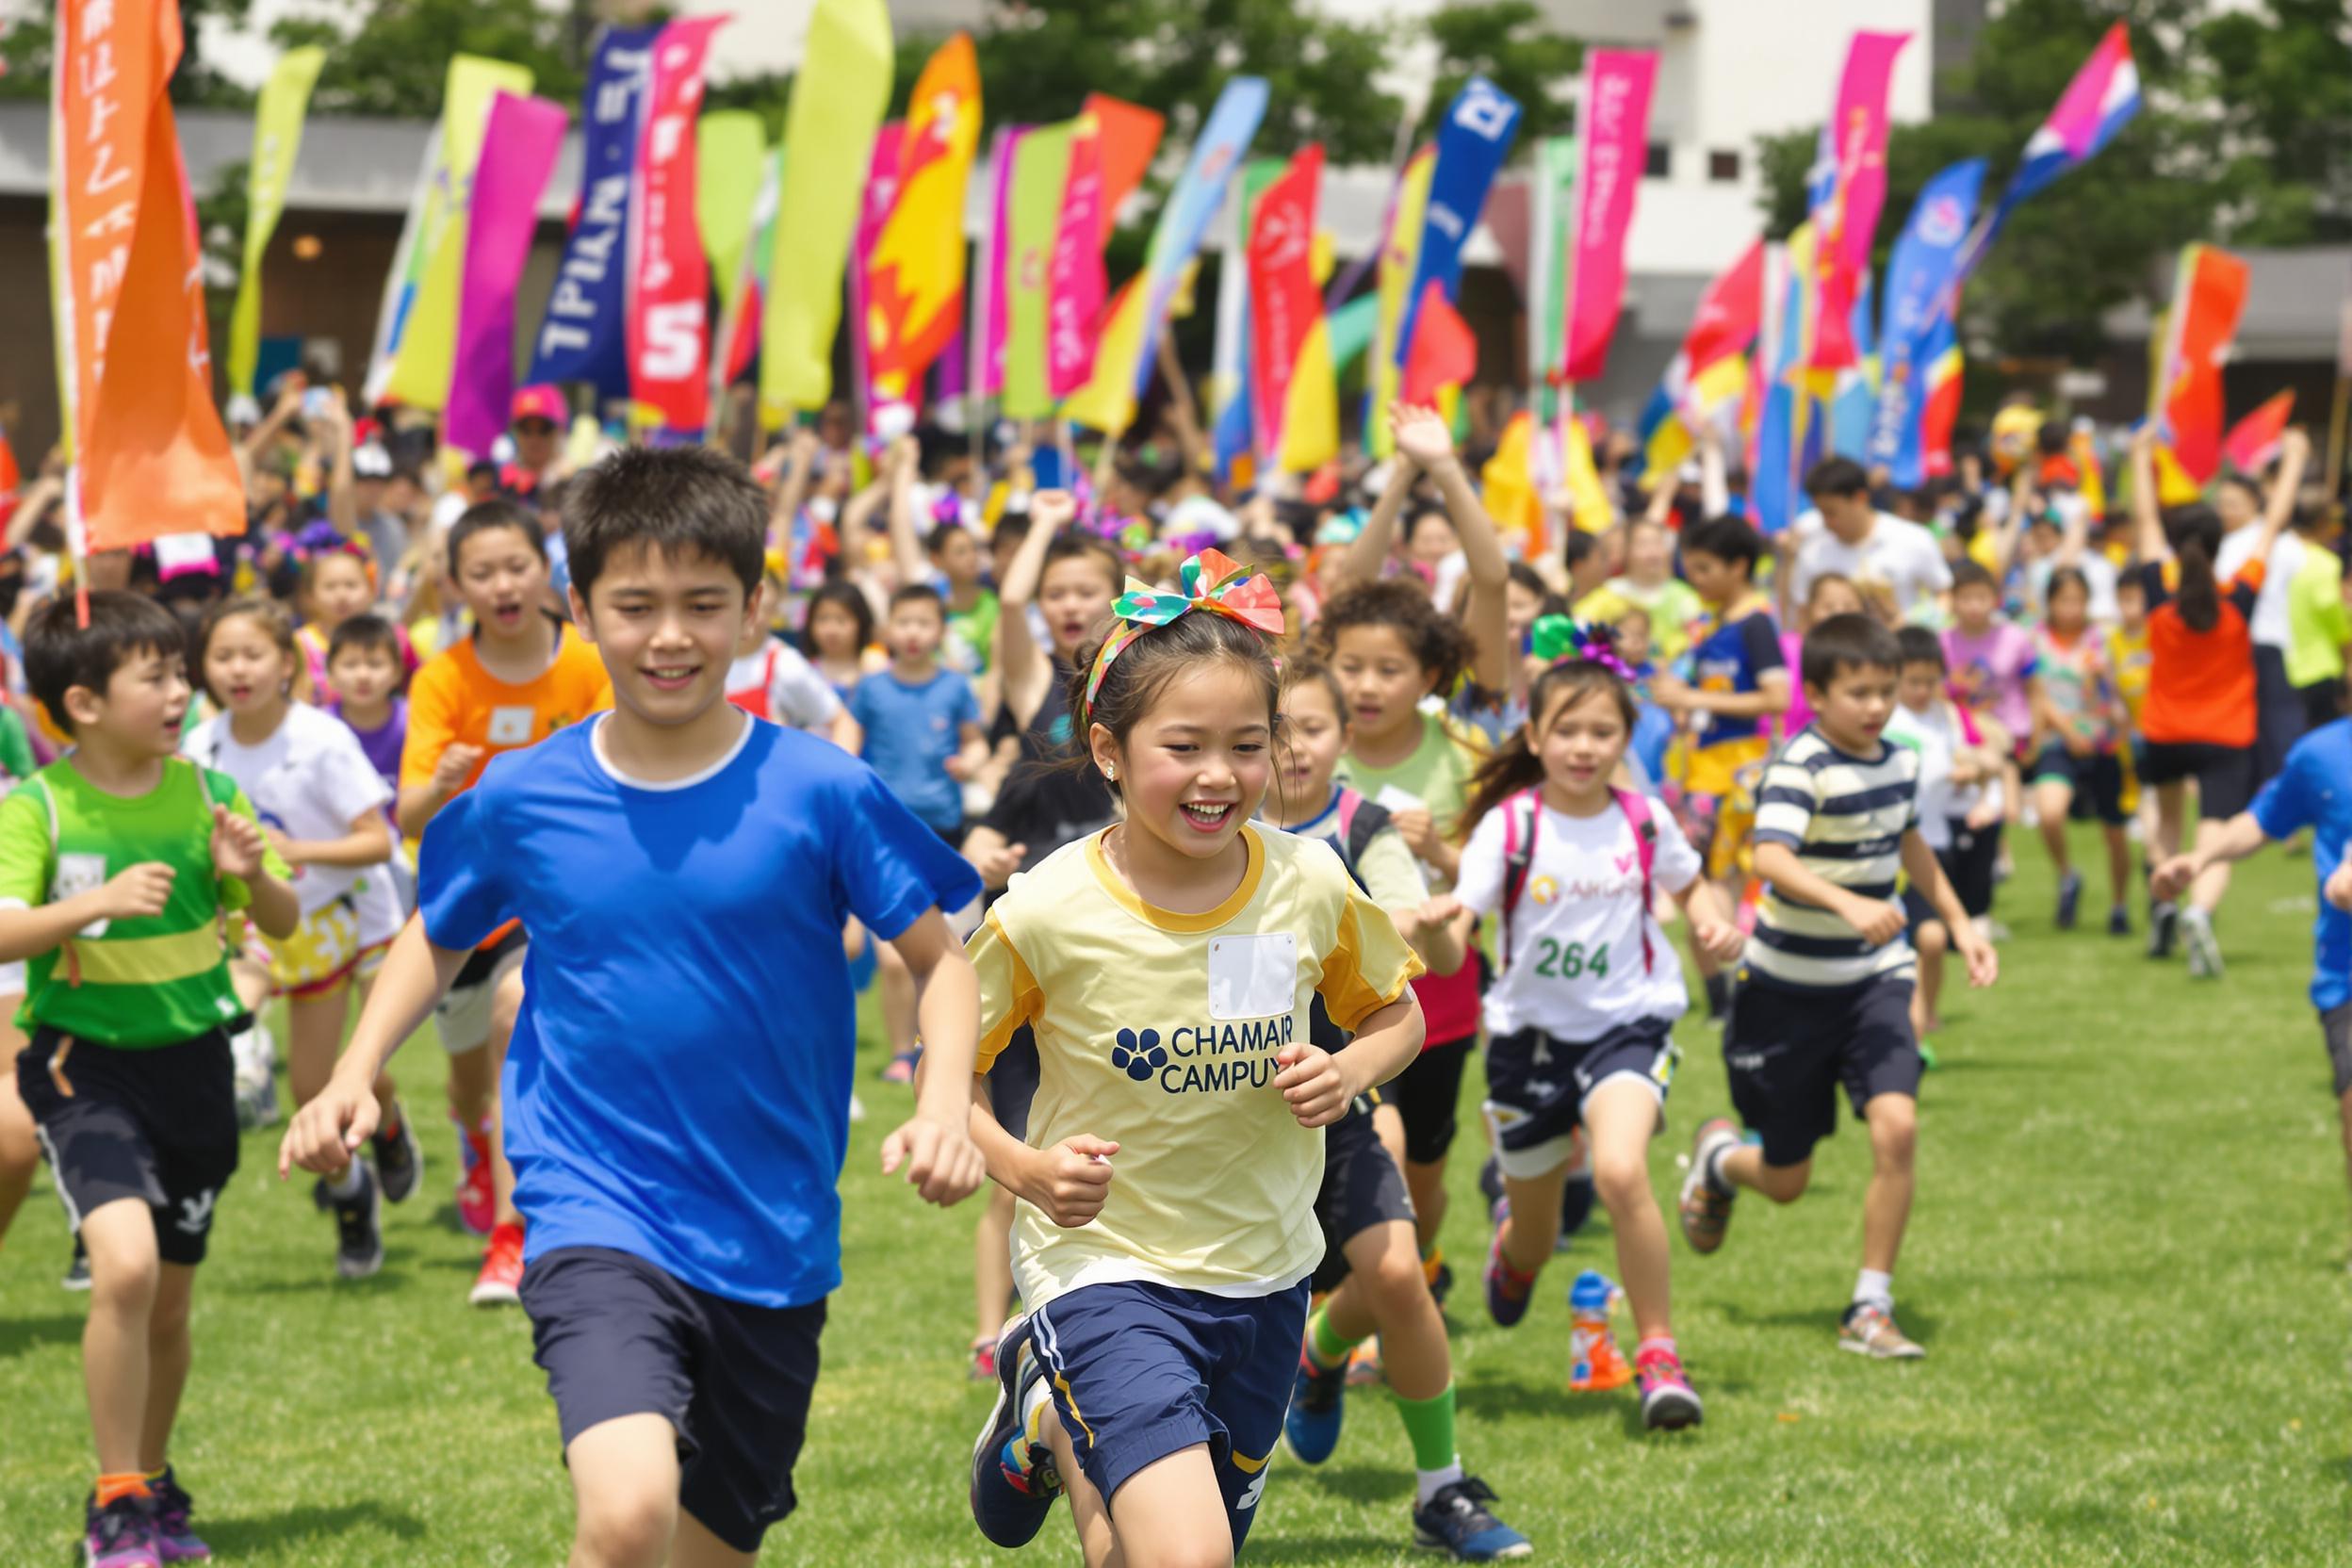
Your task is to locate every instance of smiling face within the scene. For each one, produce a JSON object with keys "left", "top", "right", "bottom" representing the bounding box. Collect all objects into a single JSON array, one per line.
[
  {"left": 1329, "top": 622, "right": 1432, "bottom": 747},
  {"left": 453, "top": 524, "right": 547, "bottom": 643},
  {"left": 1275, "top": 676, "right": 1348, "bottom": 815},
  {"left": 1094, "top": 659, "right": 1273, "bottom": 864},
  {"left": 1040, "top": 555, "right": 1117, "bottom": 661},
  {"left": 74, "top": 644, "right": 193, "bottom": 759},
  {"left": 203, "top": 612, "right": 293, "bottom": 716},
  {"left": 1529, "top": 679, "right": 1629, "bottom": 805},
  {"left": 571, "top": 542, "right": 755, "bottom": 728}
]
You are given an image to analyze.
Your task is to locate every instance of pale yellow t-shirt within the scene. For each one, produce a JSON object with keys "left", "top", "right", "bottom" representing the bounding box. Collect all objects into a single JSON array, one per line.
[{"left": 971, "top": 825, "right": 1422, "bottom": 1313}]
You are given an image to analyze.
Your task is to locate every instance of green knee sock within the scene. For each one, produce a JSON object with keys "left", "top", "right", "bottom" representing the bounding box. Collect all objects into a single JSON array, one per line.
[
  {"left": 1393, "top": 1381, "right": 1459, "bottom": 1476},
  {"left": 1305, "top": 1304, "right": 1361, "bottom": 1371}
]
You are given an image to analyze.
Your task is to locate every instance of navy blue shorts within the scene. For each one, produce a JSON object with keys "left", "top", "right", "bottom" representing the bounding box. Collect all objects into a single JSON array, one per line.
[
  {"left": 1481, "top": 1018, "right": 1678, "bottom": 1181},
  {"left": 518, "top": 1247, "right": 826, "bottom": 1554},
  {"left": 1027, "top": 1280, "right": 1310, "bottom": 1553},
  {"left": 1723, "top": 972, "right": 1919, "bottom": 1168}
]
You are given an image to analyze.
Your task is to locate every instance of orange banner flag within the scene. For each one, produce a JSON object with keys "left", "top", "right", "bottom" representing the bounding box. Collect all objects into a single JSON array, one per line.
[
  {"left": 52, "top": 0, "right": 244, "bottom": 553},
  {"left": 1081, "top": 92, "right": 1165, "bottom": 246}
]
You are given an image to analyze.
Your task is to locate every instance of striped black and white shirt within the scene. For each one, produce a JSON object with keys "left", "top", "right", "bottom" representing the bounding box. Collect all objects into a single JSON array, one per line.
[{"left": 1746, "top": 725, "right": 1920, "bottom": 988}]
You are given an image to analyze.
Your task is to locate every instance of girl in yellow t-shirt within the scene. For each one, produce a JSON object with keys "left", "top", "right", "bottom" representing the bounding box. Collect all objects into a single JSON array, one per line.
[{"left": 963, "top": 550, "right": 1426, "bottom": 1567}]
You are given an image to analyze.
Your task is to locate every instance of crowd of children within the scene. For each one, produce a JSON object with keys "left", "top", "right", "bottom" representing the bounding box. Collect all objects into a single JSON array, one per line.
[{"left": 0, "top": 364, "right": 2345, "bottom": 1568}]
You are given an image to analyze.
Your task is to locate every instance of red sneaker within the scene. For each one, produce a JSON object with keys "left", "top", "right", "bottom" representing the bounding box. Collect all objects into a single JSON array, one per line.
[
  {"left": 455, "top": 1124, "right": 494, "bottom": 1237},
  {"left": 469, "top": 1222, "right": 524, "bottom": 1306}
]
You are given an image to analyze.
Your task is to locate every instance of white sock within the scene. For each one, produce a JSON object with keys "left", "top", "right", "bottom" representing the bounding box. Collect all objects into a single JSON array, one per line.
[
  {"left": 1414, "top": 1460, "right": 1465, "bottom": 1508},
  {"left": 1703, "top": 1139, "right": 1735, "bottom": 1196},
  {"left": 1854, "top": 1268, "right": 1893, "bottom": 1311},
  {"left": 1018, "top": 1368, "right": 1054, "bottom": 1451},
  {"left": 325, "top": 1161, "right": 367, "bottom": 1200}
]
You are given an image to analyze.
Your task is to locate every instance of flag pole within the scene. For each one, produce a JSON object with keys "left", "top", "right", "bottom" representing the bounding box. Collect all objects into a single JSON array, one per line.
[{"left": 2327, "top": 376, "right": 2349, "bottom": 507}]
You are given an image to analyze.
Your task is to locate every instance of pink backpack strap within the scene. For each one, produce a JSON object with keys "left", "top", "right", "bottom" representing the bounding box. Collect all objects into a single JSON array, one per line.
[
  {"left": 1334, "top": 788, "right": 1359, "bottom": 851},
  {"left": 1611, "top": 786, "right": 1660, "bottom": 974},
  {"left": 1499, "top": 788, "right": 1542, "bottom": 968},
  {"left": 1955, "top": 702, "right": 1984, "bottom": 748}
]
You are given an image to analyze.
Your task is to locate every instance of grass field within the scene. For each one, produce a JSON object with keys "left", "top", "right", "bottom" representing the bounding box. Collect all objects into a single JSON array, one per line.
[{"left": 1, "top": 829, "right": 2345, "bottom": 1566}]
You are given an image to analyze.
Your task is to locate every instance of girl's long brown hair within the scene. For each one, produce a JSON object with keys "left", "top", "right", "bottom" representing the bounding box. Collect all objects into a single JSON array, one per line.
[{"left": 1457, "top": 660, "right": 1639, "bottom": 841}]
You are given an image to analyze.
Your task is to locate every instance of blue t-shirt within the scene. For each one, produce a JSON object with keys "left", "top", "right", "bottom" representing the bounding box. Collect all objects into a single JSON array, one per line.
[
  {"left": 852, "top": 665, "right": 981, "bottom": 832},
  {"left": 1684, "top": 607, "right": 1786, "bottom": 753},
  {"left": 418, "top": 714, "right": 981, "bottom": 1307},
  {"left": 2251, "top": 719, "right": 2352, "bottom": 1013}
]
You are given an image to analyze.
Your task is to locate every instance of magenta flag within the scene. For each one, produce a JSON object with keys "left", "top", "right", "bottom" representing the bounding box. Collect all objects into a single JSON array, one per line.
[
  {"left": 447, "top": 90, "right": 570, "bottom": 455},
  {"left": 1808, "top": 29, "right": 1910, "bottom": 369},
  {"left": 1047, "top": 118, "right": 1107, "bottom": 399},
  {"left": 977, "top": 127, "right": 1026, "bottom": 396},
  {"left": 850, "top": 121, "right": 905, "bottom": 420},
  {"left": 1560, "top": 50, "right": 1657, "bottom": 384}
]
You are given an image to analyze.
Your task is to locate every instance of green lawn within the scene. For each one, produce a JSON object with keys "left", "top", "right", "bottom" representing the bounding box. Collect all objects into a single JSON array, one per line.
[{"left": 1, "top": 831, "right": 2345, "bottom": 1565}]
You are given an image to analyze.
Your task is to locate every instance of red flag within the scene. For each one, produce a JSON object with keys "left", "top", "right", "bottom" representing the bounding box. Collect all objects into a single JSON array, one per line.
[
  {"left": 53, "top": 0, "right": 244, "bottom": 551},
  {"left": 1681, "top": 237, "right": 1765, "bottom": 376},
  {"left": 627, "top": 14, "right": 727, "bottom": 432},
  {"left": 1082, "top": 93, "right": 1165, "bottom": 247},
  {"left": 2155, "top": 244, "right": 2251, "bottom": 484},
  {"left": 1402, "top": 280, "right": 1477, "bottom": 405},
  {"left": 1247, "top": 145, "right": 1323, "bottom": 459},
  {"left": 2222, "top": 389, "right": 2295, "bottom": 475}
]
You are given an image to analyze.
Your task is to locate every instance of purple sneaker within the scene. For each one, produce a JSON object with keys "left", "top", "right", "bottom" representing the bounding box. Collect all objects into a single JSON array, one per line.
[
  {"left": 150, "top": 1466, "right": 212, "bottom": 1561},
  {"left": 84, "top": 1494, "right": 160, "bottom": 1568},
  {"left": 1484, "top": 1199, "right": 1539, "bottom": 1329}
]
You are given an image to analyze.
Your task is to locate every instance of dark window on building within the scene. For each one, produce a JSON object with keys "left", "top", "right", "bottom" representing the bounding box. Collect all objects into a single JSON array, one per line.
[
  {"left": 1645, "top": 141, "right": 1671, "bottom": 178},
  {"left": 1708, "top": 149, "right": 1741, "bottom": 182}
]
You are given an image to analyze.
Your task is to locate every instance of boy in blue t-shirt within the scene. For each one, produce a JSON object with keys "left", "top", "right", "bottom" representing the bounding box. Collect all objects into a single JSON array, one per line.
[
  {"left": 2154, "top": 703, "right": 2352, "bottom": 1237},
  {"left": 285, "top": 447, "right": 987, "bottom": 1564},
  {"left": 851, "top": 583, "right": 988, "bottom": 839}
]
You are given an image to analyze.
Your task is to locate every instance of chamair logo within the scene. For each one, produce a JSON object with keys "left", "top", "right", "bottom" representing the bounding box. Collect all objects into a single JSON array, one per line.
[{"left": 1107, "top": 1016, "right": 1297, "bottom": 1095}]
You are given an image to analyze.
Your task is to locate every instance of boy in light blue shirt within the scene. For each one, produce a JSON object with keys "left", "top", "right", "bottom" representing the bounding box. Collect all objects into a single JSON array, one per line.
[
  {"left": 852, "top": 583, "right": 988, "bottom": 838},
  {"left": 285, "top": 446, "right": 986, "bottom": 1564}
]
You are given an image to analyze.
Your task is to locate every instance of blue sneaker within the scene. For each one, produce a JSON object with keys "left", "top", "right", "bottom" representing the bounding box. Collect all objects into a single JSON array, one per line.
[
  {"left": 2055, "top": 869, "right": 2083, "bottom": 930},
  {"left": 1412, "top": 1476, "right": 1532, "bottom": 1560},
  {"left": 969, "top": 1317, "right": 1061, "bottom": 1547},
  {"left": 1283, "top": 1346, "right": 1347, "bottom": 1463},
  {"left": 1484, "top": 1200, "right": 1538, "bottom": 1329}
]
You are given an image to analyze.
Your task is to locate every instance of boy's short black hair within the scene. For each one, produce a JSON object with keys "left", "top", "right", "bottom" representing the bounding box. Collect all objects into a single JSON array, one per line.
[
  {"left": 1802, "top": 612, "right": 1903, "bottom": 691},
  {"left": 1895, "top": 625, "right": 1946, "bottom": 671},
  {"left": 25, "top": 590, "right": 185, "bottom": 734},
  {"left": 446, "top": 498, "right": 547, "bottom": 576},
  {"left": 328, "top": 612, "right": 403, "bottom": 668},
  {"left": 889, "top": 582, "right": 946, "bottom": 615},
  {"left": 989, "top": 514, "right": 1030, "bottom": 552},
  {"left": 1949, "top": 559, "right": 1998, "bottom": 595},
  {"left": 1804, "top": 456, "right": 1871, "bottom": 501},
  {"left": 564, "top": 447, "right": 767, "bottom": 599},
  {"left": 1680, "top": 514, "right": 1765, "bottom": 576}
]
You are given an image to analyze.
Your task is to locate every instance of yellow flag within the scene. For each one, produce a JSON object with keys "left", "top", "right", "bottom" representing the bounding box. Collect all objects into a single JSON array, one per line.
[
  {"left": 697, "top": 111, "right": 768, "bottom": 316},
  {"left": 384, "top": 56, "right": 535, "bottom": 408},
  {"left": 1482, "top": 411, "right": 1542, "bottom": 552},
  {"left": 1064, "top": 277, "right": 1149, "bottom": 436},
  {"left": 1278, "top": 317, "right": 1338, "bottom": 472},
  {"left": 1561, "top": 415, "right": 1615, "bottom": 534},
  {"left": 228, "top": 46, "right": 325, "bottom": 397},
  {"left": 761, "top": 0, "right": 893, "bottom": 421},
  {"left": 2153, "top": 443, "right": 2203, "bottom": 505},
  {"left": 1368, "top": 148, "right": 1436, "bottom": 458}
]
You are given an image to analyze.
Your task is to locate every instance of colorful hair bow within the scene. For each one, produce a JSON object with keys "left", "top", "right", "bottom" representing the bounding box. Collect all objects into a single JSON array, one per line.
[
  {"left": 1529, "top": 614, "right": 1635, "bottom": 682},
  {"left": 1083, "top": 547, "right": 1287, "bottom": 721}
]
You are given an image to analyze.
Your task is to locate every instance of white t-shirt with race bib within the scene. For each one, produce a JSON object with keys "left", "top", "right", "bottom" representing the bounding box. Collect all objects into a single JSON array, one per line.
[
  {"left": 1454, "top": 795, "right": 1701, "bottom": 1041},
  {"left": 186, "top": 704, "right": 392, "bottom": 915}
]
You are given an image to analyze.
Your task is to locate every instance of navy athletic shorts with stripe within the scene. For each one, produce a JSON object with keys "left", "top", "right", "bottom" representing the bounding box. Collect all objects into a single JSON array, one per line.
[{"left": 1026, "top": 1279, "right": 1310, "bottom": 1553}]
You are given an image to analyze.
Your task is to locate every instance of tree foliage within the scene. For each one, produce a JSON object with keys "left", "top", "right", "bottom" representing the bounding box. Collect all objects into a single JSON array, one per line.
[
  {"left": 1416, "top": 1, "right": 1582, "bottom": 147},
  {"left": 2193, "top": 0, "right": 2352, "bottom": 245},
  {"left": 1, "top": 0, "right": 260, "bottom": 106},
  {"left": 268, "top": 0, "right": 588, "bottom": 119}
]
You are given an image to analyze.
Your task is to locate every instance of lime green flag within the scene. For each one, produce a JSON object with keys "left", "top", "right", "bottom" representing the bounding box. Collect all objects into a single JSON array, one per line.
[
  {"left": 228, "top": 46, "right": 326, "bottom": 398},
  {"left": 384, "top": 55, "right": 534, "bottom": 409},
  {"left": 697, "top": 110, "right": 767, "bottom": 315},
  {"left": 761, "top": 0, "right": 893, "bottom": 421},
  {"left": 1002, "top": 122, "right": 1073, "bottom": 420}
]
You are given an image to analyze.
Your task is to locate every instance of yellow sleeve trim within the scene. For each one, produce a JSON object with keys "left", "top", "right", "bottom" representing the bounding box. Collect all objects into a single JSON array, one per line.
[
  {"left": 974, "top": 909, "right": 1042, "bottom": 1071},
  {"left": 1320, "top": 897, "right": 1427, "bottom": 1036}
]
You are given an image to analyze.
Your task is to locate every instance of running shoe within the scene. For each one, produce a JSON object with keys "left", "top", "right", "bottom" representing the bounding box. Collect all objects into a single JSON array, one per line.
[
  {"left": 317, "top": 1165, "right": 384, "bottom": 1281},
  {"left": 2148, "top": 899, "right": 2179, "bottom": 959},
  {"left": 969, "top": 1335, "right": 998, "bottom": 1383},
  {"left": 1483, "top": 1200, "right": 1537, "bottom": 1329},
  {"left": 881, "top": 1052, "right": 919, "bottom": 1085},
  {"left": 64, "top": 1233, "right": 90, "bottom": 1291},
  {"left": 1424, "top": 1249, "right": 1453, "bottom": 1307},
  {"left": 454, "top": 1121, "right": 494, "bottom": 1237},
  {"left": 469, "top": 1222, "right": 524, "bottom": 1306},
  {"left": 1636, "top": 1344, "right": 1703, "bottom": 1430},
  {"left": 84, "top": 1494, "right": 160, "bottom": 1568},
  {"left": 1345, "top": 1336, "right": 1385, "bottom": 1387},
  {"left": 1677, "top": 1119, "right": 1741, "bottom": 1255},
  {"left": 1283, "top": 1344, "right": 1347, "bottom": 1463},
  {"left": 1411, "top": 1477, "right": 1532, "bottom": 1561},
  {"left": 1838, "top": 1300, "right": 1926, "bottom": 1360},
  {"left": 2181, "top": 906, "right": 2224, "bottom": 980},
  {"left": 370, "top": 1105, "right": 422, "bottom": 1206},
  {"left": 229, "top": 1022, "right": 278, "bottom": 1132},
  {"left": 148, "top": 1467, "right": 211, "bottom": 1562},
  {"left": 970, "top": 1318, "right": 1062, "bottom": 1547},
  {"left": 2055, "top": 869, "right": 2083, "bottom": 930},
  {"left": 2107, "top": 905, "right": 2132, "bottom": 938}
]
